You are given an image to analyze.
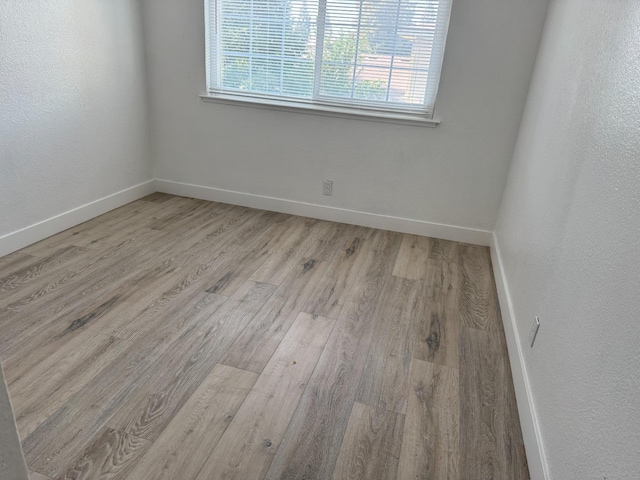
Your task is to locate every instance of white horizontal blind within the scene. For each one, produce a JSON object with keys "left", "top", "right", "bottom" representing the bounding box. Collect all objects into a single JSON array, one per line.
[{"left": 206, "top": 0, "right": 452, "bottom": 117}]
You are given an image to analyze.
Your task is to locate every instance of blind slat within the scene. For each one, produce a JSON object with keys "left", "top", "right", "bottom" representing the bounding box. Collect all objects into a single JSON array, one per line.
[{"left": 207, "top": 0, "right": 452, "bottom": 117}]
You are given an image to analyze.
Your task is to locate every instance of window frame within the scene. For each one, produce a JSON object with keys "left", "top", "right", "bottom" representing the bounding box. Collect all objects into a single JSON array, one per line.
[{"left": 203, "top": 0, "right": 451, "bottom": 126}]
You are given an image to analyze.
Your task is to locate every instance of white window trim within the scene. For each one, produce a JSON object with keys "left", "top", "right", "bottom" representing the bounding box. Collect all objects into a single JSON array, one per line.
[{"left": 199, "top": 92, "right": 440, "bottom": 127}]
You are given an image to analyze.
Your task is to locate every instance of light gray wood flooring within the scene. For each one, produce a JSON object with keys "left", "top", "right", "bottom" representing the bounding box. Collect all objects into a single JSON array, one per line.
[{"left": 0, "top": 194, "right": 528, "bottom": 480}]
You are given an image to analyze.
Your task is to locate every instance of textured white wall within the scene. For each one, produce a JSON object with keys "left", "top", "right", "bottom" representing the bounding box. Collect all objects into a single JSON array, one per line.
[
  {"left": 495, "top": 1, "right": 640, "bottom": 478},
  {"left": 0, "top": 0, "right": 152, "bottom": 237},
  {"left": 0, "top": 366, "right": 28, "bottom": 480},
  {"left": 142, "top": 0, "right": 549, "bottom": 232}
]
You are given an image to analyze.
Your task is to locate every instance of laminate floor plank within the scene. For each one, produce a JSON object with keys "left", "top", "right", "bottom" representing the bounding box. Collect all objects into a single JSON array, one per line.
[
  {"left": 220, "top": 256, "right": 329, "bottom": 373},
  {"left": 459, "top": 328, "right": 528, "bottom": 479},
  {"left": 1, "top": 258, "right": 179, "bottom": 372},
  {"left": 0, "top": 252, "right": 38, "bottom": 277},
  {"left": 249, "top": 218, "right": 328, "bottom": 285},
  {"left": 300, "top": 221, "right": 366, "bottom": 263},
  {"left": 99, "top": 196, "right": 182, "bottom": 228},
  {"left": 18, "top": 227, "right": 114, "bottom": 259},
  {"left": 2, "top": 229, "right": 178, "bottom": 317},
  {"left": 21, "top": 292, "right": 229, "bottom": 477},
  {"left": 57, "top": 427, "right": 151, "bottom": 480},
  {"left": 196, "top": 312, "right": 336, "bottom": 480},
  {"left": 302, "top": 234, "right": 371, "bottom": 319},
  {"left": 355, "top": 276, "right": 422, "bottom": 414},
  {"left": 22, "top": 350, "right": 151, "bottom": 477},
  {"left": 0, "top": 216, "right": 262, "bottom": 360},
  {"left": 0, "top": 195, "right": 528, "bottom": 480},
  {"left": 197, "top": 216, "right": 294, "bottom": 296},
  {"left": 265, "top": 300, "right": 379, "bottom": 480},
  {"left": 428, "top": 238, "right": 459, "bottom": 262},
  {"left": 10, "top": 333, "right": 129, "bottom": 439},
  {"left": 183, "top": 211, "right": 291, "bottom": 282},
  {"left": 0, "top": 307, "right": 66, "bottom": 361},
  {"left": 161, "top": 205, "right": 275, "bottom": 268},
  {"left": 0, "top": 263, "right": 92, "bottom": 316},
  {"left": 57, "top": 199, "right": 160, "bottom": 240},
  {"left": 170, "top": 205, "right": 268, "bottom": 261},
  {"left": 345, "top": 230, "right": 404, "bottom": 305},
  {"left": 100, "top": 211, "right": 277, "bottom": 340},
  {"left": 75, "top": 216, "right": 164, "bottom": 250},
  {"left": 306, "top": 221, "right": 350, "bottom": 259},
  {"left": 146, "top": 198, "right": 234, "bottom": 233},
  {"left": 0, "top": 246, "right": 88, "bottom": 302},
  {"left": 392, "top": 234, "right": 431, "bottom": 280},
  {"left": 108, "top": 264, "right": 231, "bottom": 341},
  {"left": 107, "top": 281, "right": 275, "bottom": 441},
  {"left": 397, "top": 359, "right": 459, "bottom": 480},
  {"left": 458, "top": 245, "right": 501, "bottom": 332},
  {"left": 412, "top": 259, "right": 460, "bottom": 369},
  {"left": 125, "top": 364, "right": 258, "bottom": 480},
  {"left": 459, "top": 327, "right": 499, "bottom": 480},
  {"left": 265, "top": 230, "right": 404, "bottom": 480},
  {"left": 331, "top": 402, "right": 405, "bottom": 480},
  {"left": 32, "top": 231, "right": 114, "bottom": 257},
  {"left": 29, "top": 471, "right": 51, "bottom": 480},
  {"left": 202, "top": 208, "right": 287, "bottom": 250},
  {"left": 498, "top": 351, "right": 530, "bottom": 480}
]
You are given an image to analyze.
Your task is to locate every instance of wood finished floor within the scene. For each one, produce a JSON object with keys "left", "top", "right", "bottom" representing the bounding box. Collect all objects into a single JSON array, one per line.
[{"left": 0, "top": 194, "right": 529, "bottom": 480}]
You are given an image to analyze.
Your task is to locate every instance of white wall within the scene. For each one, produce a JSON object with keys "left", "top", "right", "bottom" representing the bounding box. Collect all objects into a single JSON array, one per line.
[
  {"left": 0, "top": 0, "right": 152, "bottom": 243},
  {"left": 0, "top": 365, "right": 28, "bottom": 480},
  {"left": 142, "top": 0, "right": 549, "bottom": 235},
  {"left": 494, "top": 0, "right": 640, "bottom": 478}
]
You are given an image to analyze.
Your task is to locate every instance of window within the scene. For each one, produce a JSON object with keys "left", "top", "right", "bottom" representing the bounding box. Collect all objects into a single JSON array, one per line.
[{"left": 205, "top": 0, "right": 452, "bottom": 119}]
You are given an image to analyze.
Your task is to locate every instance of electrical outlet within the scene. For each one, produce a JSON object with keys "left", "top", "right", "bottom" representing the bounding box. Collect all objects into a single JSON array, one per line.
[
  {"left": 529, "top": 315, "right": 540, "bottom": 347},
  {"left": 323, "top": 180, "right": 333, "bottom": 196}
]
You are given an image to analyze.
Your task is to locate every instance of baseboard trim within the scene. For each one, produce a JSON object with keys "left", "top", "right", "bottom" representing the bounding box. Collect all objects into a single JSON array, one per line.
[
  {"left": 490, "top": 233, "right": 548, "bottom": 480},
  {"left": 155, "top": 179, "right": 492, "bottom": 246},
  {"left": 0, "top": 180, "right": 155, "bottom": 257}
]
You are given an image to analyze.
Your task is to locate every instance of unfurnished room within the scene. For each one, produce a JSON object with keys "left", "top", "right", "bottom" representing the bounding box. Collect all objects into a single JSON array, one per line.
[{"left": 0, "top": 0, "right": 639, "bottom": 479}]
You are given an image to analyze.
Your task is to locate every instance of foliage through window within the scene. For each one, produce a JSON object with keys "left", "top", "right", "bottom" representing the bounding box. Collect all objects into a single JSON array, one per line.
[{"left": 205, "top": 0, "right": 452, "bottom": 117}]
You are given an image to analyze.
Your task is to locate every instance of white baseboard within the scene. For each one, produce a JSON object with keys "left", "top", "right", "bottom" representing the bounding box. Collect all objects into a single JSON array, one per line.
[
  {"left": 155, "top": 179, "right": 492, "bottom": 246},
  {"left": 490, "top": 234, "right": 548, "bottom": 480},
  {"left": 0, "top": 180, "right": 155, "bottom": 257}
]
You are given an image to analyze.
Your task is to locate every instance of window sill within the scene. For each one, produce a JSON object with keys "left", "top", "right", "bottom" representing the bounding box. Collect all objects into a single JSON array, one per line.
[{"left": 199, "top": 94, "right": 440, "bottom": 127}]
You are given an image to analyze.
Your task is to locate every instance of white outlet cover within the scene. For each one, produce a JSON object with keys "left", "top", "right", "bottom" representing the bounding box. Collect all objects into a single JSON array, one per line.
[{"left": 529, "top": 315, "right": 540, "bottom": 347}]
